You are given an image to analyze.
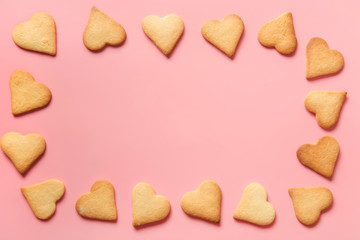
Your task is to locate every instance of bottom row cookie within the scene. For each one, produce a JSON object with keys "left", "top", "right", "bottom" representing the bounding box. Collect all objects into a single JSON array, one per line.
[{"left": 20, "top": 179, "right": 332, "bottom": 227}]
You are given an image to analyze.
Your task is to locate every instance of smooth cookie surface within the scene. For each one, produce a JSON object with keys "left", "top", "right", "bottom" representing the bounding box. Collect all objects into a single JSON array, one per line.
[
  {"left": 306, "top": 37, "right": 344, "bottom": 79},
  {"left": 289, "top": 187, "right": 333, "bottom": 225},
  {"left": 257, "top": 12, "right": 297, "bottom": 54},
  {"left": 233, "top": 182, "right": 275, "bottom": 226},
  {"left": 83, "top": 6, "right": 126, "bottom": 51},
  {"left": 1, "top": 132, "right": 46, "bottom": 174},
  {"left": 142, "top": 14, "right": 184, "bottom": 56},
  {"left": 201, "top": 14, "right": 244, "bottom": 58},
  {"left": 12, "top": 12, "right": 56, "bottom": 55},
  {"left": 21, "top": 179, "right": 65, "bottom": 220},
  {"left": 305, "top": 90, "right": 346, "bottom": 129},
  {"left": 76, "top": 180, "right": 117, "bottom": 221},
  {"left": 10, "top": 70, "right": 52, "bottom": 115},
  {"left": 132, "top": 182, "right": 170, "bottom": 226},
  {"left": 297, "top": 136, "right": 339, "bottom": 178},
  {"left": 181, "top": 180, "right": 221, "bottom": 223}
]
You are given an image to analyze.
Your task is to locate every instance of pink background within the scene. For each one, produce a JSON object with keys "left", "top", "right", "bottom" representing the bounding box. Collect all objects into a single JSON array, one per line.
[{"left": 0, "top": 0, "right": 359, "bottom": 239}]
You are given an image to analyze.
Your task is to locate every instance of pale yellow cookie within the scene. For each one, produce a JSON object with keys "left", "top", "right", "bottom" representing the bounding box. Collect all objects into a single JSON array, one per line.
[
  {"left": 142, "top": 14, "right": 184, "bottom": 56},
  {"left": 306, "top": 37, "right": 344, "bottom": 79},
  {"left": 132, "top": 182, "right": 170, "bottom": 227},
  {"left": 180, "top": 180, "right": 221, "bottom": 223},
  {"left": 289, "top": 187, "right": 333, "bottom": 225},
  {"left": 75, "top": 180, "right": 117, "bottom": 221},
  {"left": 305, "top": 90, "right": 346, "bottom": 129},
  {"left": 233, "top": 182, "right": 275, "bottom": 226},
  {"left": 297, "top": 136, "right": 339, "bottom": 178},
  {"left": 83, "top": 6, "right": 126, "bottom": 51},
  {"left": 201, "top": 14, "right": 244, "bottom": 58},
  {"left": 12, "top": 12, "right": 56, "bottom": 55},
  {"left": 1, "top": 132, "right": 46, "bottom": 175},
  {"left": 21, "top": 179, "right": 65, "bottom": 220},
  {"left": 257, "top": 12, "right": 297, "bottom": 55},
  {"left": 10, "top": 70, "right": 52, "bottom": 115}
]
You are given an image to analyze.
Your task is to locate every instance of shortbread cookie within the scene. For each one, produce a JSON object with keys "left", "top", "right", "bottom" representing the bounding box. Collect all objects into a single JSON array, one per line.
[
  {"left": 306, "top": 37, "right": 344, "bottom": 79},
  {"left": 21, "top": 179, "right": 65, "bottom": 220},
  {"left": 257, "top": 12, "right": 297, "bottom": 55},
  {"left": 10, "top": 70, "right": 52, "bottom": 115},
  {"left": 132, "top": 182, "right": 170, "bottom": 227},
  {"left": 289, "top": 187, "right": 333, "bottom": 225},
  {"left": 12, "top": 12, "right": 56, "bottom": 55},
  {"left": 76, "top": 180, "right": 117, "bottom": 221},
  {"left": 1, "top": 132, "right": 46, "bottom": 175},
  {"left": 297, "top": 136, "right": 339, "bottom": 178},
  {"left": 83, "top": 6, "right": 126, "bottom": 51},
  {"left": 180, "top": 180, "right": 221, "bottom": 223},
  {"left": 233, "top": 183, "right": 275, "bottom": 226},
  {"left": 305, "top": 90, "right": 346, "bottom": 129},
  {"left": 201, "top": 14, "right": 244, "bottom": 58},
  {"left": 142, "top": 14, "right": 184, "bottom": 56}
]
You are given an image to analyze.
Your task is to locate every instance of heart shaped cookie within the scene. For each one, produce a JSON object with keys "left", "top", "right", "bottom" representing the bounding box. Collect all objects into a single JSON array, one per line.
[
  {"left": 12, "top": 12, "right": 56, "bottom": 55},
  {"left": 289, "top": 187, "right": 333, "bottom": 225},
  {"left": 297, "top": 136, "right": 339, "bottom": 178},
  {"left": 257, "top": 12, "right": 297, "bottom": 55},
  {"left": 306, "top": 37, "right": 344, "bottom": 79},
  {"left": 21, "top": 179, "right": 65, "bottom": 220},
  {"left": 1, "top": 132, "right": 46, "bottom": 175},
  {"left": 10, "top": 70, "right": 52, "bottom": 115},
  {"left": 201, "top": 14, "right": 244, "bottom": 58},
  {"left": 233, "top": 183, "right": 275, "bottom": 226},
  {"left": 142, "top": 14, "right": 184, "bottom": 56},
  {"left": 180, "top": 180, "right": 221, "bottom": 223},
  {"left": 132, "top": 182, "right": 170, "bottom": 227},
  {"left": 83, "top": 6, "right": 126, "bottom": 51},
  {"left": 75, "top": 180, "right": 117, "bottom": 221},
  {"left": 305, "top": 90, "right": 346, "bottom": 129}
]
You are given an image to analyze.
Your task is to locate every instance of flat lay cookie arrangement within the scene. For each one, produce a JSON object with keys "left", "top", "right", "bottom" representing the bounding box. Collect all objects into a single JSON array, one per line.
[{"left": 0, "top": 0, "right": 358, "bottom": 239}]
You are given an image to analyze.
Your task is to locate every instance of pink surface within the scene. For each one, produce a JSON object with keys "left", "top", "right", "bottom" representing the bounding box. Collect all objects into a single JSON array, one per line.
[{"left": 0, "top": 0, "right": 359, "bottom": 239}]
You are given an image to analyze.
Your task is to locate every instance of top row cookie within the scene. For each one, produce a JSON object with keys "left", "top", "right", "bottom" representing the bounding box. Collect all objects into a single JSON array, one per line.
[{"left": 11, "top": 8, "right": 344, "bottom": 79}]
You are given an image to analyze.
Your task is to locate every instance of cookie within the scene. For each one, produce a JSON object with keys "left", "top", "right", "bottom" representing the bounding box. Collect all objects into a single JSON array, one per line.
[
  {"left": 306, "top": 37, "right": 344, "bottom": 79},
  {"left": 12, "top": 12, "right": 56, "bottom": 55},
  {"left": 10, "top": 70, "right": 52, "bottom": 115},
  {"left": 1, "top": 132, "right": 46, "bottom": 175},
  {"left": 180, "top": 180, "right": 221, "bottom": 223},
  {"left": 201, "top": 14, "right": 244, "bottom": 58},
  {"left": 83, "top": 6, "right": 126, "bottom": 51},
  {"left": 257, "top": 12, "right": 297, "bottom": 55},
  {"left": 75, "top": 180, "right": 117, "bottom": 221},
  {"left": 142, "top": 14, "right": 184, "bottom": 56},
  {"left": 289, "top": 187, "right": 333, "bottom": 225},
  {"left": 304, "top": 90, "right": 346, "bottom": 129},
  {"left": 132, "top": 182, "right": 170, "bottom": 227},
  {"left": 233, "top": 182, "right": 275, "bottom": 226},
  {"left": 297, "top": 136, "right": 339, "bottom": 178},
  {"left": 21, "top": 179, "right": 65, "bottom": 220}
]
